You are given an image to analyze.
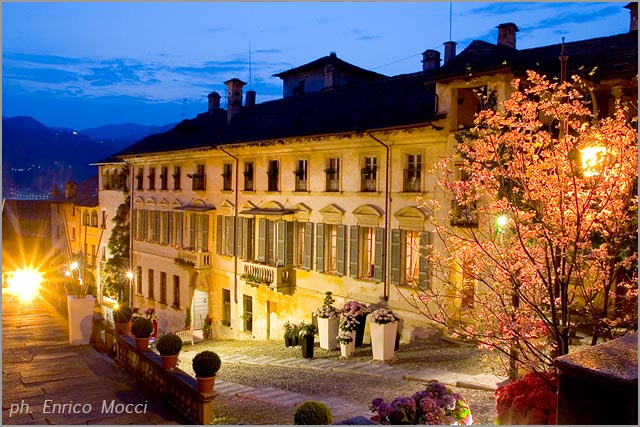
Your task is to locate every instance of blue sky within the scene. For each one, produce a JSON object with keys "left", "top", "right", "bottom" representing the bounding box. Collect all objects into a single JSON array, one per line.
[{"left": 2, "top": 2, "right": 632, "bottom": 130}]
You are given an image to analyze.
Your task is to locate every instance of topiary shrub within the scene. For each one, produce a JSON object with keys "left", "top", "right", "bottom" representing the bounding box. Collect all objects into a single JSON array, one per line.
[
  {"left": 156, "top": 333, "right": 183, "bottom": 356},
  {"left": 131, "top": 317, "right": 154, "bottom": 338},
  {"left": 192, "top": 350, "right": 221, "bottom": 378},
  {"left": 293, "top": 400, "right": 333, "bottom": 425},
  {"left": 113, "top": 305, "right": 132, "bottom": 323}
]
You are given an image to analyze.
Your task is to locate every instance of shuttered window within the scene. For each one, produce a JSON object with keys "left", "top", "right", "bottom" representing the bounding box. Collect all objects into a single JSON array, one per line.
[{"left": 389, "top": 229, "right": 432, "bottom": 289}]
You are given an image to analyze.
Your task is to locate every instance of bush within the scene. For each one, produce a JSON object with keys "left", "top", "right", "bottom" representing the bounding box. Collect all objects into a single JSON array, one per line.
[
  {"left": 155, "top": 333, "right": 182, "bottom": 356},
  {"left": 131, "top": 317, "right": 154, "bottom": 338},
  {"left": 113, "top": 305, "right": 132, "bottom": 323},
  {"left": 293, "top": 400, "right": 333, "bottom": 425},
  {"left": 495, "top": 372, "right": 558, "bottom": 425},
  {"left": 192, "top": 350, "right": 221, "bottom": 378}
]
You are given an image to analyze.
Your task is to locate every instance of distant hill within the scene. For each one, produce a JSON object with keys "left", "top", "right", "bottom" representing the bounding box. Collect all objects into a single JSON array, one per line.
[
  {"left": 1, "top": 116, "right": 174, "bottom": 198},
  {"left": 80, "top": 122, "right": 176, "bottom": 147}
]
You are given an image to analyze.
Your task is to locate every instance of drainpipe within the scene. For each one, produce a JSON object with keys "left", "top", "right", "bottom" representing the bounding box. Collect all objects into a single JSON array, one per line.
[
  {"left": 366, "top": 132, "right": 390, "bottom": 302},
  {"left": 219, "top": 147, "right": 239, "bottom": 304}
]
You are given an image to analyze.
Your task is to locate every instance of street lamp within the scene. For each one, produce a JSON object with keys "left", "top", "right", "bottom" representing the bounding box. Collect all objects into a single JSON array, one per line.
[
  {"left": 126, "top": 271, "right": 134, "bottom": 307},
  {"left": 580, "top": 146, "right": 607, "bottom": 177}
]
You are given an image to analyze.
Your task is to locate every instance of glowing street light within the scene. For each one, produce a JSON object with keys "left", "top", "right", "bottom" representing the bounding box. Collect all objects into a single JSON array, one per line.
[
  {"left": 7, "top": 267, "right": 43, "bottom": 303},
  {"left": 126, "top": 271, "right": 134, "bottom": 307},
  {"left": 496, "top": 215, "right": 509, "bottom": 230},
  {"left": 580, "top": 146, "right": 607, "bottom": 177}
]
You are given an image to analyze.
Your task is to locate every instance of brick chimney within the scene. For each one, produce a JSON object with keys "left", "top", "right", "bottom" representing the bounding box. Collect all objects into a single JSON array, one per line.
[
  {"left": 422, "top": 49, "right": 441, "bottom": 71},
  {"left": 443, "top": 41, "right": 457, "bottom": 65},
  {"left": 65, "top": 181, "right": 77, "bottom": 199},
  {"left": 207, "top": 91, "right": 221, "bottom": 113},
  {"left": 245, "top": 90, "right": 256, "bottom": 107},
  {"left": 497, "top": 23, "right": 519, "bottom": 48},
  {"left": 224, "top": 78, "right": 246, "bottom": 122},
  {"left": 625, "top": 2, "right": 638, "bottom": 32}
]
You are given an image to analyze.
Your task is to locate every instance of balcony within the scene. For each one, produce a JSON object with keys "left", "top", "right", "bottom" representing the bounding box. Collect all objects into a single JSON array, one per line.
[
  {"left": 176, "top": 249, "right": 211, "bottom": 269},
  {"left": 240, "top": 261, "right": 295, "bottom": 295}
]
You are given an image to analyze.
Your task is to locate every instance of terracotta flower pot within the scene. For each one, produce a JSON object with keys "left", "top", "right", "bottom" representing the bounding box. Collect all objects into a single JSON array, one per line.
[
  {"left": 114, "top": 321, "right": 131, "bottom": 335},
  {"left": 196, "top": 375, "right": 216, "bottom": 393},
  {"left": 161, "top": 354, "right": 179, "bottom": 370},
  {"left": 135, "top": 337, "right": 150, "bottom": 351}
]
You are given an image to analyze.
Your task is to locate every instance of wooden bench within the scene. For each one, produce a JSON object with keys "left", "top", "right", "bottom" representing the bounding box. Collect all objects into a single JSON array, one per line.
[{"left": 176, "top": 329, "right": 194, "bottom": 345}]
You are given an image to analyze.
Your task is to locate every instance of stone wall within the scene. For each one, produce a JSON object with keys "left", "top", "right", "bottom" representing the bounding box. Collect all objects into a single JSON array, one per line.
[
  {"left": 113, "top": 334, "right": 213, "bottom": 424},
  {"left": 555, "top": 334, "right": 638, "bottom": 425}
]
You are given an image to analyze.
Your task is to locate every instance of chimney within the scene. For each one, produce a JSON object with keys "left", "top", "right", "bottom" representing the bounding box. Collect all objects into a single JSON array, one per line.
[
  {"left": 497, "top": 23, "right": 519, "bottom": 48},
  {"left": 224, "top": 78, "right": 246, "bottom": 122},
  {"left": 625, "top": 2, "right": 638, "bottom": 32},
  {"left": 443, "top": 41, "right": 457, "bottom": 65},
  {"left": 65, "top": 181, "right": 77, "bottom": 199},
  {"left": 422, "top": 49, "right": 441, "bottom": 71},
  {"left": 245, "top": 90, "right": 256, "bottom": 107},
  {"left": 207, "top": 91, "right": 221, "bottom": 113}
]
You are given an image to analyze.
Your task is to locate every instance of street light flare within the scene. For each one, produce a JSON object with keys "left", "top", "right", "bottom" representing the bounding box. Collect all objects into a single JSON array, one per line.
[{"left": 6, "top": 267, "right": 43, "bottom": 303}]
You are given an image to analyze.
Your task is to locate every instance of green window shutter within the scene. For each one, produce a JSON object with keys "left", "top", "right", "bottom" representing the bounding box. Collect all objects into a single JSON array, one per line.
[
  {"left": 286, "top": 221, "right": 294, "bottom": 266},
  {"left": 132, "top": 209, "right": 138, "bottom": 240},
  {"left": 257, "top": 218, "right": 267, "bottom": 263},
  {"left": 337, "top": 225, "right": 346, "bottom": 276},
  {"left": 374, "top": 227, "right": 385, "bottom": 282},
  {"left": 304, "top": 222, "right": 313, "bottom": 270},
  {"left": 225, "top": 217, "right": 235, "bottom": 256},
  {"left": 176, "top": 212, "right": 183, "bottom": 247},
  {"left": 216, "top": 215, "right": 223, "bottom": 255},
  {"left": 245, "top": 218, "right": 255, "bottom": 260},
  {"left": 276, "top": 220, "right": 286, "bottom": 267},
  {"left": 390, "top": 229, "right": 401, "bottom": 285},
  {"left": 189, "top": 213, "right": 196, "bottom": 249},
  {"left": 315, "top": 223, "right": 324, "bottom": 273},
  {"left": 349, "top": 226, "right": 359, "bottom": 278},
  {"left": 236, "top": 216, "right": 244, "bottom": 259},
  {"left": 418, "top": 231, "right": 432, "bottom": 289},
  {"left": 198, "top": 214, "right": 209, "bottom": 251}
]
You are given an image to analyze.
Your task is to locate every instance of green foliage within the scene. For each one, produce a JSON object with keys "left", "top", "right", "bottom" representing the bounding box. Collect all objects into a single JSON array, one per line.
[
  {"left": 103, "top": 196, "right": 131, "bottom": 298},
  {"left": 113, "top": 305, "right": 132, "bottom": 323},
  {"left": 156, "top": 333, "right": 183, "bottom": 356},
  {"left": 131, "top": 317, "right": 153, "bottom": 338},
  {"left": 192, "top": 350, "right": 221, "bottom": 378},
  {"left": 293, "top": 400, "right": 333, "bottom": 425},
  {"left": 297, "top": 321, "right": 317, "bottom": 338}
]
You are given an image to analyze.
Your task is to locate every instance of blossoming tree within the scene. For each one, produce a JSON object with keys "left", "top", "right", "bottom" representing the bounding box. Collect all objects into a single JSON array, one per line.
[{"left": 408, "top": 71, "right": 638, "bottom": 376}]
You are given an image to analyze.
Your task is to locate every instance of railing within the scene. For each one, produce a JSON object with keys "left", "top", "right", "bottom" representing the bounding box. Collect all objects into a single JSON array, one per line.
[
  {"left": 361, "top": 178, "right": 377, "bottom": 192},
  {"left": 326, "top": 178, "right": 339, "bottom": 192},
  {"left": 295, "top": 178, "right": 308, "bottom": 192},
  {"left": 177, "top": 249, "right": 211, "bottom": 269},
  {"left": 403, "top": 170, "right": 421, "bottom": 192},
  {"left": 240, "top": 262, "right": 295, "bottom": 295}
]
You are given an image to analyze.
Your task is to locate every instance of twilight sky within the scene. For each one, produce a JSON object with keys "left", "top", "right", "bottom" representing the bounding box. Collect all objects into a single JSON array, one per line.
[{"left": 2, "top": 2, "right": 632, "bottom": 130}]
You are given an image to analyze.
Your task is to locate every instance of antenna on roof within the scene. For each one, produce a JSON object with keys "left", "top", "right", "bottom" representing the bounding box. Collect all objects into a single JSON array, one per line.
[
  {"left": 449, "top": 2, "right": 453, "bottom": 41},
  {"left": 249, "top": 41, "right": 252, "bottom": 92}
]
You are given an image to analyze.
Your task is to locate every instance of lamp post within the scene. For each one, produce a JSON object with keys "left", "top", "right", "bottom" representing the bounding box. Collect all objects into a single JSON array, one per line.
[{"left": 126, "top": 271, "right": 134, "bottom": 308}]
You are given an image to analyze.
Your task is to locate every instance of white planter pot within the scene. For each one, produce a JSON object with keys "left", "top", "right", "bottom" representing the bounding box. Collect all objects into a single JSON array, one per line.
[
  {"left": 370, "top": 321, "right": 398, "bottom": 361},
  {"left": 340, "top": 330, "right": 356, "bottom": 358},
  {"left": 318, "top": 317, "right": 339, "bottom": 350},
  {"left": 67, "top": 295, "right": 94, "bottom": 345}
]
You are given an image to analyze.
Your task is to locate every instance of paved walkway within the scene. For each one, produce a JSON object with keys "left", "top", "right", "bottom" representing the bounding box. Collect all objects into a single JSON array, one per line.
[
  {"left": 1, "top": 289, "right": 186, "bottom": 425},
  {"left": 179, "top": 342, "right": 504, "bottom": 421}
]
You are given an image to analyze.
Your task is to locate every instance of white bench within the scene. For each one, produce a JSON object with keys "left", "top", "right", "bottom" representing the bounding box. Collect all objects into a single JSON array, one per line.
[{"left": 176, "top": 329, "right": 194, "bottom": 345}]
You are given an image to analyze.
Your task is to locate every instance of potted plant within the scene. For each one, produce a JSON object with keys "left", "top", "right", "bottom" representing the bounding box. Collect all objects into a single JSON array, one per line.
[
  {"left": 155, "top": 333, "right": 183, "bottom": 370},
  {"left": 113, "top": 305, "right": 133, "bottom": 335},
  {"left": 342, "top": 300, "right": 370, "bottom": 347},
  {"left": 291, "top": 322, "right": 302, "bottom": 346},
  {"left": 131, "top": 317, "right": 154, "bottom": 351},
  {"left": 337, "top": 311, "right": 359, "bottom": 358},
  {"left": 298, "top": 322, "right": 317, "bottom": 359},
  {"left": 495, "top": 372, "right": 558, "bottom": 425},
  {"left": 192, "top": 350, "right": 222, "bottom": 393},
  {"left": 314, "top": 291, "right": 339, "bottom": 350},
  {"left": 369, "top": 307, "right": 399, "bottom": 361},
  {"left": 283, "top": 321, "right": 295, "bottom": 347},
  {"left": 293, "top": 400, "right": 333, "bottom": 425}
]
